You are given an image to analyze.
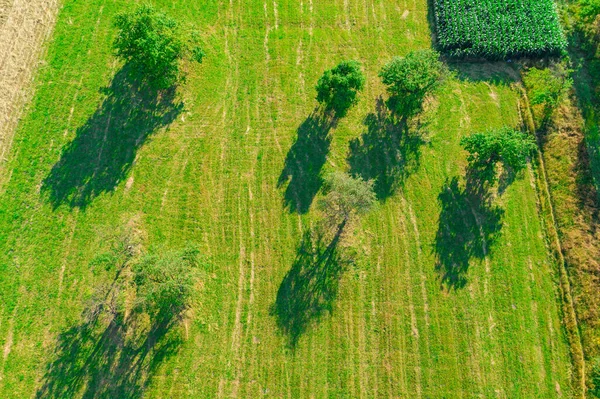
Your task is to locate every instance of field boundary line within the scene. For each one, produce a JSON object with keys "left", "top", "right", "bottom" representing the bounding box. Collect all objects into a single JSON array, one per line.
[{"left": 518, "top": 85, "right": 586, "bottom": 399}]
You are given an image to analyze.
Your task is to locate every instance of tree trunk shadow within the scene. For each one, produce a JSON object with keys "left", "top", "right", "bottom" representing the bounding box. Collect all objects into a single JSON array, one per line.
[
  {"left": 434, "top": 171, "right": 504, "bottom": 290},
  {"left": 278, "top": 108, "right": 338, "bottom": 214},
  {"left": 271, "top": 222, "right": 349, "bottom": 348},
  {"left": 348, "top": 97, "right": 426, "bottom": 200},
  {"left": 41, "top": 64, "right": 183, "bottom": 210},
  {"left": 35, "top": 277, "right": 184, "bottom": 398}
]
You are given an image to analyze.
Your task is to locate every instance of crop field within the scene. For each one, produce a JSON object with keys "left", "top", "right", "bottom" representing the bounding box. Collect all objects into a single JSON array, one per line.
[
  {"left": 0, "top": 0, "right": 575, "bottom": 398},
  {"left": 433, "top": 0, "right": 567, "bottom": 59}
]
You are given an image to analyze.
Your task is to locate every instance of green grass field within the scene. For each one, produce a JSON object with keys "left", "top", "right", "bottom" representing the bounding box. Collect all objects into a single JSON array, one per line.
[{"left": 0, "top": 0, "right": 574, "bottom": 397}]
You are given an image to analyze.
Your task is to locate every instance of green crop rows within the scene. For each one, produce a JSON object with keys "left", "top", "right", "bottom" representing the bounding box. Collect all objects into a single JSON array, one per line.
[{"left": 433, "top": 0, "right": 567, "bottom": 59}]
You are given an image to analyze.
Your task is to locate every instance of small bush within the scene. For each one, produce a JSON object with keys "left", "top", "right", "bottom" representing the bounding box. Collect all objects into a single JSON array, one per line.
[{"left": 523, "top": 67, "right": 571, "bottom": 127}]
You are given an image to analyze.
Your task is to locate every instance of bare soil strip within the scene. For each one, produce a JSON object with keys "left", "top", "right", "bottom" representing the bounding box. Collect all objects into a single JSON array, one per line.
[{"left": 0, "top": 0, "right": 59, "bottom": 187}]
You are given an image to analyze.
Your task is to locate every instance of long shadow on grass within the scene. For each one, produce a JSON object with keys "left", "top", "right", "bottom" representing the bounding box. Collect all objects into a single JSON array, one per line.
[
  {"left": 568, "top": 28, "right": 600, "bottom": 206},
  {"left": 348, "top": 97, "right": 426, "bottom": 200},
  {"left": 42, "top": 65, "right": 183, "bottom": 209},
  {"left": 434, "top": 171, "right": 504, "bottom": 290},
  {"left": 446, "top": 61, "right": 520, "bottom": 86},
  {"left": 36, "top": 281, "right": 183, "bottom": 398},
  {"left": 278, "top": 109, "right": 338, "bottom": 214},
  {"left": 272, "top": 223, "right": 349, "bottom": 348}
]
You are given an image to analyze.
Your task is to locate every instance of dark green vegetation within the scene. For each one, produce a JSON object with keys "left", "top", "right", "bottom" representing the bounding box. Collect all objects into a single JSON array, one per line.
[
  {"left": 461, "top": 127, "right": 538, "bottom": 183},
  {"left": 435, "top": 127, "right": 536, "bottom": 290},
  {"left": 348, "top": 50, "right": 443, "bottom": 200},
  {"left": 379, "top": 49, "right": 444, "bottom": 116},
  {"left": 523, "top": 67, "right": 571, "bottom": 126},
  {"left": 113, "top": 5, "right": 203, "bottom": 89},
  {"left": 315, "top": 60, "right": 365, "bottom": 117},
  {"left": 0, "top": 0, "right": 575, "bottom": 397},
  {"left": 433, "top": 0, "right": 567, "bottom": 59}
]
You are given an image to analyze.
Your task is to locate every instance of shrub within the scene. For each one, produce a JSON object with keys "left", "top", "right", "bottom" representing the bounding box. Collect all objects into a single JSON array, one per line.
[
  {"left": 318, "top": 172, "right": 376, "bottom": 229},
  {"left": 522, "top": 67, "right": 571, "bottom": 126}
]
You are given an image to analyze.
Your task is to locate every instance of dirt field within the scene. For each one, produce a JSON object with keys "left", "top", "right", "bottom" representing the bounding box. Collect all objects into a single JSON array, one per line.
[{"left": 0, "top": 0, "right": 59, "bottom": 187}]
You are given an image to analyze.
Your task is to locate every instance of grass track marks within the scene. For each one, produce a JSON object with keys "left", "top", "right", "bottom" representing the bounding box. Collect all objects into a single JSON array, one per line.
[{"left": 0, "top": 0, "right": 575, "bottom": 397}]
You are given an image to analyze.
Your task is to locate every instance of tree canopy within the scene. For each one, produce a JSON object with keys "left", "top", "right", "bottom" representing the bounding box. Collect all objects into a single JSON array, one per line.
[
  {"left": 461, "top": 127, "right": 537, "bottom": 182},
  {"left": 133, "top": 245, "right": 205, "bottom": 318},
  {"left": 316, "top": 60, "right": 365, "bottom": 116},
  {"left": 379, "top": 49, "right": 444, "bottom": 115},
  {"left": 318, "top": 172, "right": 376, "bottom": 230},
  {"left": 113, "top": 5, "right": 203, "bottom": 89}
]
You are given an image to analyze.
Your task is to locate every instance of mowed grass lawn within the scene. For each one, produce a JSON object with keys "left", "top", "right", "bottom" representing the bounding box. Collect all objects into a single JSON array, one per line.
[{"left": 0, "top": 0, "right": 572, "bottom": 398}]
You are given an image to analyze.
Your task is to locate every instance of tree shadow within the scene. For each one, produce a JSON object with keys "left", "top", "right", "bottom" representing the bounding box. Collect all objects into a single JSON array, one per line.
[
  {"left": 42, "top": 64, "right": 183, "bottom": 209},
  {"left": 434, "top": 171, "right": 504, "bottom": 290},
  {"left": 36, "top": 277, "right": 184, "bottom": 398},
  {"left": 348, "top": 97, "right": 426, "bottom": 200},
  {"left": 271, "top": 223, "right": 349, "bottom": 348},
  {"left": 568, "top": 26, "right": 600, "bottom": 205},
  {"left": 446, "top": 60, "right": 521, "bottom": 86},
  {"left": 278, "top": 109, "right": 338, "bottom": 214}
]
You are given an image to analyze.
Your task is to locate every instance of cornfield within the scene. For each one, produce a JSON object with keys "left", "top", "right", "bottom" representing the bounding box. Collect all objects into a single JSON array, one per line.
[{"left": 433, "top": 0, "right": 567, "bottom": 59}]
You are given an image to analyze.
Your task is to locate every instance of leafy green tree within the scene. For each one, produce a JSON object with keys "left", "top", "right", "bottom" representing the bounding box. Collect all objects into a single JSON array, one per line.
[
  {"left": 316, "top": 60, "right": 365, "bottom": 116},
  {"left": 379, "top": 49, "right": 444, "bottom": 116},
  {"left": 113, "top": 5, "right": 203, "bottom": 89},
  {"left": 461, "top": 127, "right": 537, "bottom": 182},
  {"left": 318, "top": 172, "right": 376, "bottom": 231},
  {"left": 133, "top": 245, "right": 205, "bottom": 318}
]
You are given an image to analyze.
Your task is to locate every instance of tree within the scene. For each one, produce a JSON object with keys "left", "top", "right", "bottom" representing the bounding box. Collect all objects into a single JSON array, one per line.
[
  {"left": 132, "top": 245, "right": 205, "bottom": 318},
  {"left": 316, "top": 60, "right": 365, "bottom": 116},
  {"left": 379, "top": 49, "right": 444, "bottom": 115},
  {"left": 113, "top": 5, "right": 203, "bottom": 89},
  {"left": 461, "top": 127, "right": 537, "bottom": 182},
  {"left": 318, "top": 172, "right": 376, "bottom": 231}
]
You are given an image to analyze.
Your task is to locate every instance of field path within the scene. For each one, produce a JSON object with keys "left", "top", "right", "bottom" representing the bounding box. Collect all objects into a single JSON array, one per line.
[{"left": 0, "top": 0, "right": 59, "bottom": 187}]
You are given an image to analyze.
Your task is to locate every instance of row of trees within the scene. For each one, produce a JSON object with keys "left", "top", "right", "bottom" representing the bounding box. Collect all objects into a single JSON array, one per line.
[
  {"left": 314, "top": 51, "right": 536, "bottom": 190},
  {"left": 113, "top": 4, "right": 537, "bottom": 187},
  {"left": 315, "top": 49, "right": 444, "bottom": 117}
]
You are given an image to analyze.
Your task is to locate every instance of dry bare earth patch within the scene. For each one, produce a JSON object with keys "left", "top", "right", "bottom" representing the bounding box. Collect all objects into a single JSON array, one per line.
[{"left": 0, "top": 0, "right": 59, "bottom": 185}]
